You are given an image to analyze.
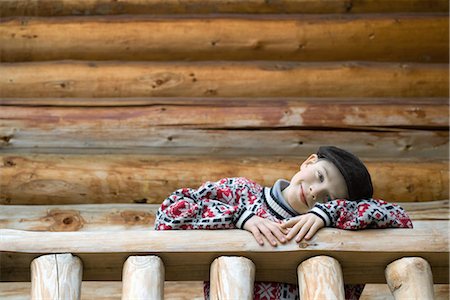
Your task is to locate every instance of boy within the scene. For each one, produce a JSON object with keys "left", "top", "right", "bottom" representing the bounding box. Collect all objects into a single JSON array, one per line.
[{"left": 155, "top": 146, "right": 412, "bottom": 299}]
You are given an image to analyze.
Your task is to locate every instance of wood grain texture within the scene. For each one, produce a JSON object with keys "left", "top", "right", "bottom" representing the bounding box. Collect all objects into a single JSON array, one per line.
[
  {"left": 1, "top": 0, "right": 448, "bottom": 16},
  {"left": 0, "top": 221, "right": 448, "bottom": 283},
  {"left": 1, "top": 282, "right": 448, "bottom": 300},
  {"left": 31, "top": 253, "right": 82, "bottom": 300},
  {"left": 210, "top": 256, "right": 255, "bottom": 300},
  {"left": 385, "top": 257, "right": 435, "bottom": 300},
  {"left": 2, "top": 128, "right": 447, "bottom": 160},
  {"left": 0, "top": 99, "right": 447, "bottom": 158},
  {"left": 1, "top": 154, "right": 447, "bottom": 204},
  {"left": 1, "top": 14, "right": 448, "bottom": 62},
  {"left": 1, "top": 62, "right": 448, "bottom": 97},
  {"left": 0, "top": 281, "right": 204, "bottom": 300},
  {"left": 0, "top": 201, "right": 447, "bottom": 232},
  {"left": 122, "top": 256, "right": 164, "bottom": 300},
  {"left": 1, "top": 98, "right": 447, "bottom": 127},
  {"left": 360, "top": 284, "right": 449, "bottom": 300},
  {"left": 298, "top": 256, "right": 345, "bottom": 300}
]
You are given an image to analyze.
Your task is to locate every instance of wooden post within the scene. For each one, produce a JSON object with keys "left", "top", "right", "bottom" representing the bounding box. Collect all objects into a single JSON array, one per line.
[
  {"left": 122, "top": 255, "right": 164, "bottom": 300},
  {"left": 31, "top": 253, "right": 82, "bottom": 300},
  {"left": 385, "top": 257, "right": 435, "bottom": 299},
  {"left": 297, "top": 256, "right": 345, "bottom": 300},
  {"left": 210, "top": 256, "right": 255, "bottom": 300}
]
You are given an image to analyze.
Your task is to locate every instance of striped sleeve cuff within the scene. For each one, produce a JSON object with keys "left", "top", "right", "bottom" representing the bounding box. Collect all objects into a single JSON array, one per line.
[
  {"left": 309, "top": 207, "right": 331, "bottom": 227},
  {"left": 234, "top": 210, "right": 255, "bottom": 229}
]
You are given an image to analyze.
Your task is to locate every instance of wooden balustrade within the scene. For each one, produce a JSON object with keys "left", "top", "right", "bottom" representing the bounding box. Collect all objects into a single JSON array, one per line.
[
  {"left": 11, "top": 250, "right": 450, "bottom": 299},
  {"left": 210, "top": 256, "right": 255, "bottom": 300},
  {"left": 122, "top": 256, "right": 164, "bottom": 300},
  {"left": 385, "top": 257, "right": 435, "bottom": 299},
  {"left": 298, "top": 256, "right": 345, "bottom": 300},
  {"left": 31, "top": 253, "right": 82, "bottom": 300},
  {"left": 1, "top": 222, "right": 448, "bottom": 283}
]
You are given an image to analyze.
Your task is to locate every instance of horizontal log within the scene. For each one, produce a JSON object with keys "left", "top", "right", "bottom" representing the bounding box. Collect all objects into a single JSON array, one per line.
[
  {"left": 1, "top": 62, "right": 448, "bottom": 98},
  {"left": 0, "top": 282, "right": 447, "bottom": 300},
  {"left": 0, "top": 201, "right": 447, "bottom": 232},
  {"left": 0, "top": 100, "right": 447, "bottom": 158},
  {"left": 1, "top": 0, "right": 448, "bottom": 16},
  {"left": 360, "top": 283, "right": 449, "bottom": 300},
  {"left": 0, "top": 221, "right": 448, "bottom": 283},
  {"left": 1, "top": 14, "right": 447, "bottom": 63},
  {"left": 2, "top": 128, "right": 447, "bottom": 159},
  {"left": 0, "top": 281, "right": 203, "bottom": 300},
  {"left": 1, "top": 155, "right": 447, "bottom": 204},
  {"left": 1, "top": 98, "right": 447, "bottom": 126}
]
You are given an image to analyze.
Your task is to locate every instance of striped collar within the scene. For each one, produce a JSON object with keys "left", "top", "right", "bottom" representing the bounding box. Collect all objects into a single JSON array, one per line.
[{"left": 263, "top": 184, "right": 298, "bottom": 220}]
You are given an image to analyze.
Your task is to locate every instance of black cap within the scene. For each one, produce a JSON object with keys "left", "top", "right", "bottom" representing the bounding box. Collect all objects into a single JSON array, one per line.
[{"left": 317, "top": 146, "right": 373, "bottom": 200}]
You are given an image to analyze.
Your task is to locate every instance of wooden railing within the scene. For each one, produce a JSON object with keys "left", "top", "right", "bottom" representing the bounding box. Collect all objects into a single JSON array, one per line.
[
  {"left": 1, "top": 219, "right": 448, "bottom": 299},
  {"left": 1, "top": 0, "right": 448, "bottom": 299},
  {"left": 1, "top": 201, "right": 449, "bottom": 299}
]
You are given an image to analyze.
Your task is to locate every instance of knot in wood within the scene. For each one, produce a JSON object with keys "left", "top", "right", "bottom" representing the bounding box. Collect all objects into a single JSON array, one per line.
[{"left": 46, "top": 209, "right": 84, "bottom": 231}]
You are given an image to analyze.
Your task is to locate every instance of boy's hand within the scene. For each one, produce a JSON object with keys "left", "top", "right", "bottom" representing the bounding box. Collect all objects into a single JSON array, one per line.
[
  {"left": 281, "top": 213, "right": 325, "bottom": 243},
  {"left": 243, "top": 215, "right": 287, "bottom": 246}
]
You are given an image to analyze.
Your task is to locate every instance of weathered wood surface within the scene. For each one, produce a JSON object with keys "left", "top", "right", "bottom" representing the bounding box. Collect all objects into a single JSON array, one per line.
[
  {"left": 385, "top": 257, "right": 435, "bottom": 299},
  {"left": 1, "top": 15, "right": 448, "bottom": 63},
  {"left": 298, "top": 256, "right": 345, "bottom": 300},
  {"left": 1, "top": 98, "right": 446, "bottom": 158},
  {"left": 1, "top": 98, "right": 447, "bottom": 127},
  {"left": 1, "top": 62, "right": 448, "bottom": 97},
  {"left": 360, "top": 284, "right": 449, "bottom": 300},
  {"left": 1, "top": 155, "right": 447, "bottom": 204},
  {"left": 0, "top": 221, "right": 448, "bottom": 283},
  {"left": 0, "top": 201, "right": 447, "bottom": 232},
  {"left": 1, "top": 0, "right": 448, "bottom": 16},
  {"left": 122, "top": 256, "right": 164, "bottom": 300},
  {"left": 0, "top": 99, "right": 447, "bottom": 157},
  {"left": 0, "top": 281, "right": 204, "bottom": 300},
  {"left": 1, "top": 282, "right": 448, "bottom": 300},
  {"left": 210, "top": 256, "right": 255, "bottom": 300},
  {"left": 2, "top": 128, "right": 447, "bottom": 159},
  {"left": 31, "top": 253, "right": 82, "bottom": 300},
  {"left": 2, "top": 97, "right": 449, "bottom": 109},
  {"left": 0, "top": 281, "right": 449, "bottom": 300}
]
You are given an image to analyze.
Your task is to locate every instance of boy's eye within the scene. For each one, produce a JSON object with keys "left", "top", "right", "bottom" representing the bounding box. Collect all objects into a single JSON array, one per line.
[{"left": 318, "top": 171, "right": 324, "bottom": 183}]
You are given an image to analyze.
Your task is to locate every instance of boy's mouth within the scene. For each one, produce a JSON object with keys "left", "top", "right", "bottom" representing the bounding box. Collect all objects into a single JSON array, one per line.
[{"left": 299, "top": 185, "right": 308, "bottom": 207}]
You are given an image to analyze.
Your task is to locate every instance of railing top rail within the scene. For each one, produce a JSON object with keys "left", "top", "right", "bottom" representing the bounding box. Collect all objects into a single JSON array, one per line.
[
  {"left": 1, "top": 221, "right": 448, "bottom": 284},
  {"left": 1, "top": 221, "right": 448, "bottom": 253}
]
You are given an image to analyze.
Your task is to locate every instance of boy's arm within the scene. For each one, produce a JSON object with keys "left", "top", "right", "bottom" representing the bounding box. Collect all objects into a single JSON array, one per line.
[
  {"left": 283, "top": 198, "right": 413, "bottom": 243},
  {"left": 155, "top": 177, "right": 287, "bottom": 246},
  {"left": 310, "top": 198, "right": 413, "bottom": 230},
  {"left": 155, "top": 177, "right": 259, "bottom": 230}
]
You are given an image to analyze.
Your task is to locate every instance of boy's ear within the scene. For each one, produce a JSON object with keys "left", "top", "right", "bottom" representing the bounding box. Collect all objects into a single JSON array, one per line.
[{"left": 300, "top": 154, "right": 319, "bottom": 170}]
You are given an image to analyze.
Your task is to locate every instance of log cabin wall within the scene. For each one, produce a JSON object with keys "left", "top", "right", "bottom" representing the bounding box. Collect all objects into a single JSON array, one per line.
[
  {"left": 0, "top": 0, "right": 448, "bottom": 205},
  {"left": 0, "top": 0, "right": 449, "bottom": 297}
]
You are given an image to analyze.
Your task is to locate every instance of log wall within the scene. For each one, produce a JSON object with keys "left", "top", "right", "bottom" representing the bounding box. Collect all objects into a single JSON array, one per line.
[{"left": 0, "top": 0, "right": 448, "bottom": 294}]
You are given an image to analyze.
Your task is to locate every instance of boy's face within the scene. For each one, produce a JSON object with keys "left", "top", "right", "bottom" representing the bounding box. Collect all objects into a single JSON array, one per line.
[{"left": 284, "top": 154, "right": 349, "bottom": 214}]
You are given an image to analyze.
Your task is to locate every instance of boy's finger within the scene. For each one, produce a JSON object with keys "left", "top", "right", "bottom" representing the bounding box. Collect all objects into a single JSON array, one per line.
[
  {"left": 278, "top": 225, "right": 288, "bottom": 235},
  {"left": 269, "top": 225, "right": 287, "bottom": 243},
  {"left": 250, "top": 228, "right": 264, "bottom": 246},
  {"left": 304, "top": 222, "right": 322, "bottom": 240},
  {"left": 259, "top": 225, "right": 278, "bottom": 246},
  {"left": 281, "top": 218, "right": 296, "bottom": 228},
  {"left": 295, "top": 221, "right": 313, "bottom": 242},
  {"left": 286, "top": 220, "right": 304, "bottom": 240}
]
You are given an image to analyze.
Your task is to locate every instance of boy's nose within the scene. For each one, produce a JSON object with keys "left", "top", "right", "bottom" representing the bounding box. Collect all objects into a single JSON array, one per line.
[{"left": 309, "top": 186, "right": 326, "bottom": 202}]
